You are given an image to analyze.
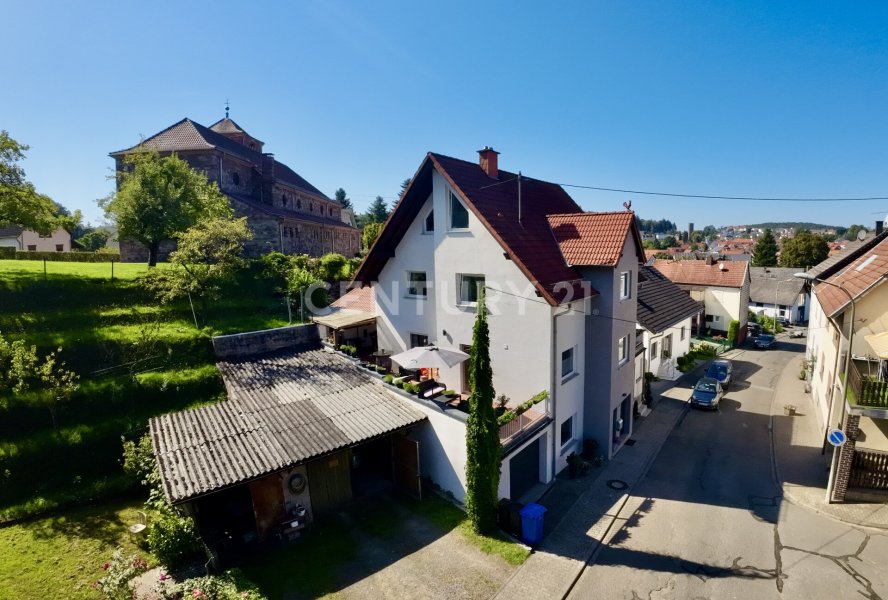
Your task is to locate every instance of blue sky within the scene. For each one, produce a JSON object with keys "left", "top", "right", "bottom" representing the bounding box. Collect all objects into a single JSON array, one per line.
[{"left": 5, "top": 1, "right": 888, "bottom": 229}]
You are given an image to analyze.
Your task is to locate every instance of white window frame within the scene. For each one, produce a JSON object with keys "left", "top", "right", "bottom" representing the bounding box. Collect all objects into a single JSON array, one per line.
[
  {"left": 449, "top": 190, "right": 470, "bottom": 230},
  {"left": 561, "top": 347, "right": 575, "bottom": 380},
  {"left": 680, "top": 326, "right": 686, "bottom": 341},
  {"left": 457, "top": 274, "right": 485, "bottom": 305},
  {"left": 406, "top": 271, "right": 427, "bottom": 298},
  {"left": 620, "top": 271, "right": 631, "bottom": 300},
  {"left": 423, "top": 210, "right": 434, "bottom": 234},
  {"left": 560, "top": 415, "right": 575, "bottom": 450},
  {"left": 617, "top": 335, "right": 629, "bottom": 365}
]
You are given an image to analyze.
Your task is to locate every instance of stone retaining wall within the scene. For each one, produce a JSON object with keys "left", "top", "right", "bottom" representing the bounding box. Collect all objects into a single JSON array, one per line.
[{"left": 212, "top": 323, "right": 320, "bottom": 359}]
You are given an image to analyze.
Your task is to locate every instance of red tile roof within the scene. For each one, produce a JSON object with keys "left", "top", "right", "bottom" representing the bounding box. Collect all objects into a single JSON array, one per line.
[
  {"left": 355, "top": 152, "right": 604, "bottom": 305},
  {"left": 817, "top": 235, "right": 888, "bottom": 317},
  {"left": 547, "top": 211, "right": 642, "bottom": 267},
  {"left": 652, "top": 259, "right": 749, "bottom": 288},
  {"left": 332, "top": 285, "right": 376, "bottom": 313}
]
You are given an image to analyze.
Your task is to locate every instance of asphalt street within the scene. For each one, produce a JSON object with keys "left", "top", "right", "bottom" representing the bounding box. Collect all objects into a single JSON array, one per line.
[{"left": 567, "top": 336, "right": 888, "bottom": 600}]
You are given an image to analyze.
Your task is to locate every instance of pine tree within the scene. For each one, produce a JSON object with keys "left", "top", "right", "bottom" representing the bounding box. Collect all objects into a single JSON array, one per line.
[
  {"left": 752, "top": 228, "right": 778, "bottom": 267},
  {"left": 465, "top": 288, "right": 500, "bottom": 534},
  {"left": 334, "top": 188, "right": 352, "bottom": 210},
  {"left": 367, "top": 196, "right": 389, "bottom": 223}
]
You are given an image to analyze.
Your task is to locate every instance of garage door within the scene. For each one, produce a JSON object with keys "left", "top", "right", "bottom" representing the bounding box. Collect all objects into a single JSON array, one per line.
[{"left": 509, "top": 437, "right": 540, "bottom": 500}]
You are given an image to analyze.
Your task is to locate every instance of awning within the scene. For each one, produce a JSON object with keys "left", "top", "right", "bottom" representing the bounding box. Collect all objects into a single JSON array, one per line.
[
  {"left": 312, "top": 308, "right": 376, "bottom": 330},
  {"left": 865, "top": 332, "right": 888, "bottom": 359}
]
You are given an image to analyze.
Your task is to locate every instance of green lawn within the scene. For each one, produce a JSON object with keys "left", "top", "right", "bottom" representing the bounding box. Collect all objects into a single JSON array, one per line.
[
  {"left": 0, "top": 498, "right": 154, "bottom": 600},
  {"left": 0, "top": 260, "right": 293, "bottom": 520}
]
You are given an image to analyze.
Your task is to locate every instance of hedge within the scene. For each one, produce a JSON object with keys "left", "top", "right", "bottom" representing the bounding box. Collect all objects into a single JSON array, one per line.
[
  {"left": 0, "top": 247, "right": 14, "bottom": 259},
  {"left": 11, "top": 250, "right": 121, "bottom": 262}
]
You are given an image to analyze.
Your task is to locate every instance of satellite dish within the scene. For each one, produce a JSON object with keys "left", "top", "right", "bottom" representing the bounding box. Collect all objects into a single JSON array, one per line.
[{"left": 857, "top": 229, "right": 868, "bottom": 241}]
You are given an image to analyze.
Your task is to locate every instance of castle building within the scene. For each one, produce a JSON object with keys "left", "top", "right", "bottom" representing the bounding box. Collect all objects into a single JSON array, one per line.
[{"left": 110, "top": 114, "right": 360, "bottom": 261}]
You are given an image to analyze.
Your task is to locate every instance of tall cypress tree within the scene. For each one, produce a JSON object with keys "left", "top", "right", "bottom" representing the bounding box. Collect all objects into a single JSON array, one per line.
[
  {"left": 465, "top": 288, "right": 501, "bottom": 533},
  {"left": 752, "top": 228, "right": 778, "bottom": 267}
]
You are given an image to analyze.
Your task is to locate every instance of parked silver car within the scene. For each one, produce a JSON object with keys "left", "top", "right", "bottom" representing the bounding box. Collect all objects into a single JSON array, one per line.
[{"left": 691, "top": 376, "right": 724, "bottom": 409}]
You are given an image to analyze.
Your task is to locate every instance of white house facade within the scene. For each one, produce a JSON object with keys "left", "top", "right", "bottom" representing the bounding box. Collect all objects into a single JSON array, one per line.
[
  {"left": 0, "top": 226, "right": 71, "bottom": 252},
  {"left": 355, "top": 149, "right": 644, "bottom": 502}
]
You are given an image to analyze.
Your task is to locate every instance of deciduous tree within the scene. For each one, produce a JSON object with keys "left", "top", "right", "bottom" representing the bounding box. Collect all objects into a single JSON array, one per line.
[
  {"left": 465, "top": 288, "right": 500, "bottom": 534},
  {"left": 77, "top": 230, "right": 110, "bottom": 252},
  {"left": 104, "top": 150, "right": 231, "bottom": 266},
  {"left": 144, "top": 217, "right": 252, "bottom": 326},
  {"left": 0, "top": 131, "right": 60, "bottom": 234},
  {"left": 779, "top": 230, "right": 829, "bottom": 268},
  {"left": 362, "top": 221, "right": 382, "bottom": 251},
  {"left": 751, "top": 228, "right": 778, "bottom": 267}
]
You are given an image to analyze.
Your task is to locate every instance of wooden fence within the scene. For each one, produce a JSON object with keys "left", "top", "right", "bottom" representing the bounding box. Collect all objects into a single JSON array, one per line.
[{"left": 849, "top": 448, "right": 888, "bottom": 490}]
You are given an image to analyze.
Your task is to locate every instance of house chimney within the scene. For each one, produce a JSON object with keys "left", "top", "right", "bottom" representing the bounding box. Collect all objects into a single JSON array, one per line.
[
  {"left": 477, "top": 146, "right": 500, "bottom": 179},
  {"left": 877, "top": 220, "right": 884, "bottom": 235}
]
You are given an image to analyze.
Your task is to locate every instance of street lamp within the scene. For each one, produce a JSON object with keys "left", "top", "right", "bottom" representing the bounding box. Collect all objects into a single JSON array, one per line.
[{"left": 794, "top": 272, "right": 855, "bottom": 503}]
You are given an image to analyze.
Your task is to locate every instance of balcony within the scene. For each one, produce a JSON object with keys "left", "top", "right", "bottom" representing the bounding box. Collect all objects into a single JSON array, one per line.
[{"left": 846, "top": 362, "right": 888, "bottom": 417}]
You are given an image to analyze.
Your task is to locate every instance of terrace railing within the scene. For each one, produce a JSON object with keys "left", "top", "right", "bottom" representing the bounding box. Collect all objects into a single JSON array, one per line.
[
  {"left": 499, "top": 404, "right": 547, "bottom": 447},
  {"left": 847, "top": 362, "right": 888, "bottom": 408}
]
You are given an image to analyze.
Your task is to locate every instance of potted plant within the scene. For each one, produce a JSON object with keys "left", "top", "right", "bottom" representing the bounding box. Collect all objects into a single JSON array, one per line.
[{"left": 567, "top": 452, "right": 584, "bottom": 478}]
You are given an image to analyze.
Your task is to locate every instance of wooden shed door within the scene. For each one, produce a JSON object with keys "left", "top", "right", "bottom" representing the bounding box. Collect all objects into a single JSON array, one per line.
[
  {"left": 249, "top": 476, "right": 286, "bottom": 541},
  {"left": 392, "top": 433, "right": 421, "bottom": 499},
  {"left": 306, "top": 450, "right": 353, "bottom": 517}
]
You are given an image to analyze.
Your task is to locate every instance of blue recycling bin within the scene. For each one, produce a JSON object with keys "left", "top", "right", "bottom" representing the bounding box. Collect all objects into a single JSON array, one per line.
[{"left": 519, "top": 502, "right": 547, "bottom": 546}]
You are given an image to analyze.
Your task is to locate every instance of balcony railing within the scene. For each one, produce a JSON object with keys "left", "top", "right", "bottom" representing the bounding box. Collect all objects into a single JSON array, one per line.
[
  {"left": 847, "top": 362, "right": 888, "bottom": 409},
  {"left": 499, "top": 405, "right": 547, "bottom": 447}
]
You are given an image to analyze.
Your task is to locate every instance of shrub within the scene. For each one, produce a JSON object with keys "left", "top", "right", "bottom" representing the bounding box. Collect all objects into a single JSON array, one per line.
[
  {"left": 155, "top": 568, "right": 265, "bottom": 600},
  {"left": 443, "top": 389, "right": 456, "bottom": 396},
  {"left": 0, "top": 247, "right": 14, "bottom": 259},
  {"left": 727, "top": 320, "right": 740, "bottom": 346},
  {"left": 394, "top": 379, "right": 405, "bottom": 389},
  {"left": 15, "top": 250, "right": 120, "bottom": 262},
  {"left": 404, "top": 382, "right": 419, "bottom": 394},
  {"left": 383, "top": 374, "right": 393, "bottom": 384},
  {"left": 147, "top": 508, "right": 203, "bottom": 569},
  {"left": 94, "top": 547, "right": 149, "bottom": 600}
]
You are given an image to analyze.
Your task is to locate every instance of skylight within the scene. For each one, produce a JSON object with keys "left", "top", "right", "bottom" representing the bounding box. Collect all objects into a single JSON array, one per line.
[{"left": 856, "top": 255, "right": 877, "bottom": 272}]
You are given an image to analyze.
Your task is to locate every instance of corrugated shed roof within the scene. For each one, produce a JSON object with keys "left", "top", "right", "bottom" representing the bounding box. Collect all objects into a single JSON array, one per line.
[
  {"left": 749, "top": 267, "right": 807, "bottom": 305},
  {"left": 652, "top": 259, "right": 749, "bottom": 288},
  {"left": 150, "top": 347, "right": 426, "bottom": 504},
  {"left": 547, "top": 211, "right": 642, "bottom": 267},
  {"left": 111, "top": 118, "right": 327, "bottom": 199},
  {"left": 636, "top": 265, "right": 703, "bottom": 334},
  {"left": 817, "top": 235, "right": 888, "bottom": 317}
]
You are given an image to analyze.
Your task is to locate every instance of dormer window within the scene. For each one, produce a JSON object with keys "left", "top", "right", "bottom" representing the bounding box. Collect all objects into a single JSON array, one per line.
[{"left": 449, "top": 191, "right": 469, "bottom": 229}]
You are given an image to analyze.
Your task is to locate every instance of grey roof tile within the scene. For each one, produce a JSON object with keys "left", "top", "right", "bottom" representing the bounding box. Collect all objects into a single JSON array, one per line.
[{"left": 637, "top": 265, "right": 704, "bottom": 334}]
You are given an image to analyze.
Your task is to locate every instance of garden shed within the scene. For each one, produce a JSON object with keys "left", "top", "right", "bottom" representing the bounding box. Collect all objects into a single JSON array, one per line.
[{"left": 149, "top": 340, "right": 426, "bottom": 552}]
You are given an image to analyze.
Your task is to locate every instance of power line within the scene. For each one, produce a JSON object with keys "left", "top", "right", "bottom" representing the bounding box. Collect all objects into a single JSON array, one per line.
[{"left": 552, "top": 182, "right": 888, "bottom": 203}]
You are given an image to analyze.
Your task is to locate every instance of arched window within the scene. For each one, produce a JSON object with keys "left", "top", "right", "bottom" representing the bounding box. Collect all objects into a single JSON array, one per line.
[{"left": 296, "top": 199, "right": 302, "bottom": 209}]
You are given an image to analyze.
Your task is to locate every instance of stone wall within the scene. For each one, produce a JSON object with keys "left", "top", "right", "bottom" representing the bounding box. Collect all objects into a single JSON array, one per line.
[
  {"left": 212, "top": 323, "right": 320, "bottom": 359},
  {"left": 119, "top": 239, "right": 177, "bottom": 263}
]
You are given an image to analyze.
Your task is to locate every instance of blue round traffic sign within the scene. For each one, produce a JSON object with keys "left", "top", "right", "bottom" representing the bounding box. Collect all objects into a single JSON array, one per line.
[{"left": 827, "top": 428, "right": 847, "bottom": 447}]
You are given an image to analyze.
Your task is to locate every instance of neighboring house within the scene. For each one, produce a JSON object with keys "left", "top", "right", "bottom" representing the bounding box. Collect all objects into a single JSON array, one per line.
[
  {"left": 802, "top": 223, "right": 888, "bottom": 502},
  {"left": 653, "top": 257, "right": 750, "bottom": 341},
  {"left": 110, "top": 114, "right": 360, "bottom": 262},
  {"left": 636, "top": 265, "right": 704, "bottom": 388},
  {"left": 749, "top": 266, "right": 809, "bottom": 324},
  {"left": 0, "top": 226, "right": 71, "bottom": 252},
  {"left": 354, "top": 148, "right": 644, "bottom": 503}
]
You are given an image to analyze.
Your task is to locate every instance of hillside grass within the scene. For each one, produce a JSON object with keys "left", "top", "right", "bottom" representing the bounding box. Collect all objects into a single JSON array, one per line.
[
  {"left": 0, "top": 498, "right": 154, "bottom": 600},
  {"left": 0, "top": 260, "right": 292, "bottom": 521}
]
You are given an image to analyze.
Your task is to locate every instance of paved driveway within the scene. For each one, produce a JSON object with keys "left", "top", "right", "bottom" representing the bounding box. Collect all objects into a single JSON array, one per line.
[{"left": 568, "top": 339, "right": 888, "bottom": 599}]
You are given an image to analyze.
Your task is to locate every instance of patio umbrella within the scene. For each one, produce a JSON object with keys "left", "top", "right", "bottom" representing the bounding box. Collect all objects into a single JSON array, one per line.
[{"left": 389, "top": 346, "right": 470, "bottom": 370}]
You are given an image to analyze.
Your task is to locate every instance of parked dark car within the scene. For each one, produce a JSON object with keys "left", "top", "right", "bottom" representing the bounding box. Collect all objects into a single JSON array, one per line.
[
  {"left": 755, "top": 334, "right": 776, "bottom": 349},
  {"left": 691, "top": 376, "right": 724, "bottom": 409},
  {"left": 748, "top": 323, "right": 761, "bottom": 337},
  {"left": 776, "top": 317, "right": 790, "bottom": 327},
  {"left": 705, "top": 359, "right": 733, "bottom": 389}
]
